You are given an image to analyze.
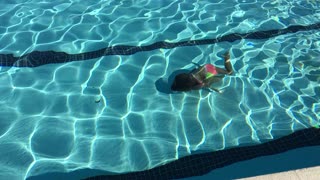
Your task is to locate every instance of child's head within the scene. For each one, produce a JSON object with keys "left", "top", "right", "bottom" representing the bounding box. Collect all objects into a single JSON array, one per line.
[{"left": 171, "top": 73, "right": 199, "bottom": 91}]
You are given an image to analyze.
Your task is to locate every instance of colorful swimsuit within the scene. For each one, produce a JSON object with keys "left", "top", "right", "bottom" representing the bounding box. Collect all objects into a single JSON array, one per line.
[
  {"left": 204, "top": 64, "right": 218, "bottom": 79},
  {"left": 191, "top": 64, "right": 218, "bottom": 86}
]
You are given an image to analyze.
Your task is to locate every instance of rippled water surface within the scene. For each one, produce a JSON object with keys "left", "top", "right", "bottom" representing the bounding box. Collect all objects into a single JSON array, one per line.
[{"left": 0, "top": 0, "right": 319, "bottom": 179}]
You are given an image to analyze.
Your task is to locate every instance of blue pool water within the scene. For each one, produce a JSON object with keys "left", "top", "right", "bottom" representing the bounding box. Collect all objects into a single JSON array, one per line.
[{"left": 0, "top": 0, "right": 319, "bottom": 179}]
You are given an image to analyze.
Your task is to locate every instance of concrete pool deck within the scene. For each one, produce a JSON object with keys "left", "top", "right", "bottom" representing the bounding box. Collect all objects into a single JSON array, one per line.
[{"left": 241, "top": 166, "right": 320, "bottom": 180}]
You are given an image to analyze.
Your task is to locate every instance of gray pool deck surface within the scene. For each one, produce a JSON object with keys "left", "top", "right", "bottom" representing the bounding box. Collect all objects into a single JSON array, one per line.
[{"left": 240, "top": 166, "right": 320, "bottom": 180}]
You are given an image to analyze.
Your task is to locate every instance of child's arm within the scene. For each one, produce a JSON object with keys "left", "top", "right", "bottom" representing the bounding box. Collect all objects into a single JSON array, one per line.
[
  {"left": 191, "top": 62, "right": 202, "bottom": 68},
  {"left": 203, "top": 76, "right": 224, "bottom": 86},
  {"left": 203, "top": 76, "right": 224, "bottom": 93}
]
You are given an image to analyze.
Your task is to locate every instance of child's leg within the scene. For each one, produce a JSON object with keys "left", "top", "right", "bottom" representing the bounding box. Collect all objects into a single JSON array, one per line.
[
  {"left": 216, "top": 51, "right": 233, "bottom": 75},
  {"left": 223, "top": 51, "right": 233, "bottom": 74}
]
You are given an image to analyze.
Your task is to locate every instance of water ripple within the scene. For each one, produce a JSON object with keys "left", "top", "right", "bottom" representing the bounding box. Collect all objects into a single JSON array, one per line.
[{"left": 0, "top": 0, "right": 319, "bottom": 179}]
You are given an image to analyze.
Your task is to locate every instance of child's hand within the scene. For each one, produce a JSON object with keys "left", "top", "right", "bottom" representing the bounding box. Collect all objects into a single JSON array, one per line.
[{"left": 208, "top": 87, "right": 221, "bottom": 93}]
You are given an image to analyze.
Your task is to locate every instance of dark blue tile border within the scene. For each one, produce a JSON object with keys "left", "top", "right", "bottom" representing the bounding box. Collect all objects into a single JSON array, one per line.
[
  {"left": 83, "top": 127, "right": 320, "bottom": 180},
  {"left": 1, "top": 22, "right": 319, "bottom": 67}
]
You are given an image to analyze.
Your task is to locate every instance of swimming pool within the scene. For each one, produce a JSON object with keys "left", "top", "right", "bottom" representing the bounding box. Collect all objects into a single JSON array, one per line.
[{"left": 0, "top": 0, "right": 319, "bottom": 179}]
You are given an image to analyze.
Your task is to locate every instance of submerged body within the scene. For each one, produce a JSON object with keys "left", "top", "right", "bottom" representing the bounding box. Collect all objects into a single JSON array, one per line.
[{"left": 171, "top": 51, "right": 233, "bottom": 93}]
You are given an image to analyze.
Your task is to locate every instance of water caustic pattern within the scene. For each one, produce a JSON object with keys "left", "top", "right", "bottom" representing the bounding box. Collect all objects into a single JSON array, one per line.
[{"left": 0, "top": 0, "right": 319, "bottom": 179}]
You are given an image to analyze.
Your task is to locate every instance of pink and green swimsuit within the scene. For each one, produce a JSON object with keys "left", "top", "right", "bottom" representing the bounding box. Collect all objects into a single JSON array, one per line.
[
  {"left": 192, "top": 64, "right": 218, "bottom": 86},
  {"left": 204, "top": 64, "right": 218, "bottom": 79}
]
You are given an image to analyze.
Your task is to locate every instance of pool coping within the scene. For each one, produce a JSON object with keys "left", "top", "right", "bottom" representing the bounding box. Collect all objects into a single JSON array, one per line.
[{"left": 240, "top": 166, "right": 320, "bottom": 180}]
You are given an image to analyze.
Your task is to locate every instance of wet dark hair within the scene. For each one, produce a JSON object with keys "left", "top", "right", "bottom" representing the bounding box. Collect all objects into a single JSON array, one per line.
[{"left": 171, "top": 73, "right": 199, "bottom": 91}]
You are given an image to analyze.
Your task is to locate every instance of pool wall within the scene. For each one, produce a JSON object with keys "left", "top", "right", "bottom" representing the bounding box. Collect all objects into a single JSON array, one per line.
[{"left": 27, "top": 127, "right": 320, "bottom": 180}]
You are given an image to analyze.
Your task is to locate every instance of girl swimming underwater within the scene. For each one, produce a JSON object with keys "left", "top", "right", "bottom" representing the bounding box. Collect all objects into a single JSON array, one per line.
[{"left": 171, "top": 51, "right": 233, "bottom": 93}]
